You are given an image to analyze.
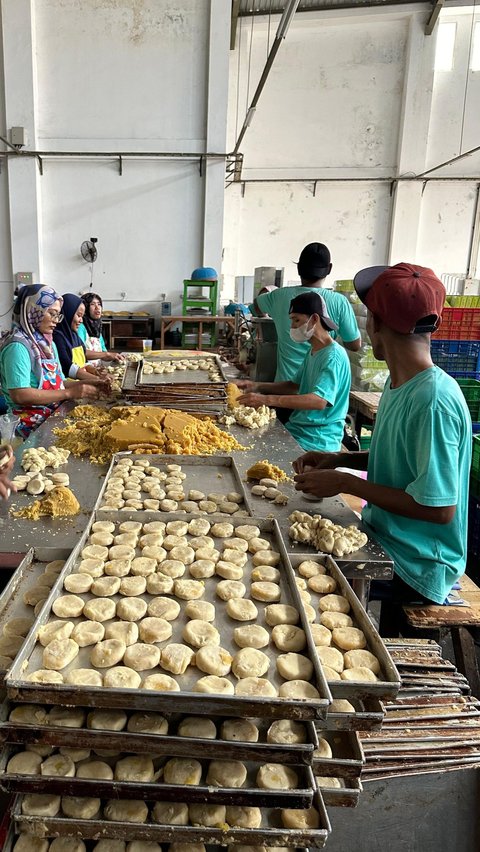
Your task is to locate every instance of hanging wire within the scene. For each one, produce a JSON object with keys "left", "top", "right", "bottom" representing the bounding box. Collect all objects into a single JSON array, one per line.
[{"left": 459, "top": 0, "right": 477, "bottom": 154}]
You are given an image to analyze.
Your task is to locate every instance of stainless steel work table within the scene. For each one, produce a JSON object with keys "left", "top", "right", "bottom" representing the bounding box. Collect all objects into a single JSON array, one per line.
[{"left": 0, "top": 403, "right": 393, "bottom": 602}]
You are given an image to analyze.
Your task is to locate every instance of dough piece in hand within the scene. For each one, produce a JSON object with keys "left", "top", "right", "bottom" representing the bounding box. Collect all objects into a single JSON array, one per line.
[
  {"left": 124, "top": 643, "right": 161, "bottom": 671},
  {"left": 52, "top": 595, "right": 84, "bottom": 618},
  {"left": 147, "top": 574, "right": 174, "bottom": 595},
  {"left": 188, "top": 804, "right": 226, "bottom": 828},
  {"left": 194, "top": 676, "right": 234, "bottom": 695},
  {"left": 215, "top": 561, "right": 244, "bottom": 580},
  {"left": 116, "top": 598, "right": 148, "bottom": 621},
  {"left": 341, "top": 666, "right": 378, "bottom": 682},
  {"left": 226, "top": 598, "right": 258, "bottom": 621},
  {"left": 267, "top": 720, "right": 307, "bottom": 745},
  {"left": 257, "top": 764, "right": 299, "bottom": 790},
  {"left": 225, "top": 806, "right": 261, "bottom": 829},
  {"left": 298, "top": 560, "right": 326, "bottom": 578},
  {"left": 195, "top": 645, "right": 232, "bottom": 676},
  {"left": 61, "top": 796, "right": 100, "bottom": 819},
  {"left": 235, "top": 677, "right": 277, "bottom": 697},
  {"left": 279, "top": 680, "right": 320, "bottom": 700},
  {"left": 308, "top": 575, "right": 337, "bottom": 594},
  {"left": 332, "top": 627, "right": 367, "bottom": 651},
  {"left": 64, "top": 574, "right": 93, "bottom": 594},
  {"left": 315, "top": 738, "right": 333, "bottom": 759},
  {"left": 221, "top": 719, "right": 259, "bottom": 742},
  {"left": 317, "top": 646, "right": 344, "bottom": 673},
  {"left": 232, "top": 648, "right": 270, "bottom": 679},
  {"left": 183, "top": 620, "right": 220, "bottom": 648},
  {"left": 277, "top": 652, "right": 314, "bottom": 681},
  {"left": 38, "top": 620, "right": 74, "bottom": 647},
  {"left": 264, "top": 604, "right": 299, "bottom": 626},
  {"left": 127, "top": 713, "right": 168, "bottom": 735},
  {"left": 87, "top": 709, "right": 128, "bottom": 731},
  {"left": 210, "top": 522, "right": 234, "bottom": 539},
  {"left": 76, "top": 760, "right": 114, "bottom": 780},
  {"left": 105, "top": 622, "right": 139, "bottom": 645},
  {"left": 185, "top": 600, "right": 216, "bottom": 622},
  {"left": 26, "top": 670, "right": 64, "bottom": 684},
  {"left": 163, "top": 757, "right": 202, "bottom": 785},
  {"left": 178, "top": 717, "right": 217, "bottom": 739},
  {"left": 41, "top": 754, "right": 75, "bottom": 777},
  {"left": 271, "top": 624, "right": 306, "bottom": 652},
  {"left": 147, "top": 597, "right": 181, "bottom": 620},
  {"left": 160, "top": 643, "right": 195, "bottom": 675},
  {"left": 250, "top": 581, "right": 280, "bottom": 602},
  {"left": 119, "top": 576, "right": 147, "bottom": 596},
  {"left": 91, "top": 577, "right": 122, "bottom": 597},
  {"left": 151, "top": 801, "right": 189, "bottom": 825},
  {"left": 43, "top": 638, "right": 79, "bottom": 670},
  {"left": 216, "top": 579, "right": 246, "bottom": 600},
  {"left": 320, "top": 611, "right": 353, "bottom": 629},
  {"left": 90, "top": 639, "right": 126, "bottom": 668},
  {"left": 206, "top": 760, "right": 247, "bottom": 788},
  {"left": 65, "top": 669, "right": 103, "bottom": 687},
  {"left": 7, "top": 750, "right": 42, "bottom": 774},
  {"left": 233, "top": 625, "right": 269, "bottom": 649},
  {"left": 84, "top": 598, "right": 117, "bottom": 622},
  {"left": 21, "top": 793, "right": 61, "bottom": 816},
  {"left": 72, "top": 621, "right": 105, "bottom": 647},
  {"left": 115, "top": 755, "right": 154, "bottom": 782},
  {"left": 343, "top": 649, "right": 381, "bottom": 674},
  {"left": 104, "top": 800, "right": 148, "bottom": 823},
  {"left": 78, "top": 558, "right": 105, "bottom": 577},
  {"left": 189, "top": 559, "right": 216, "bottom": 579},
  {"left": 251, "top": 565, "right": 280, "bottom": 583},
  {"left": 104, "top": 667, "right": 142, "bottom": 689},
  {"left": 158, "top": 560, "right": 185, "bottom": 579},
  {"left": 174, "top": 579, "right": 205, "bottom": 600},
  {"left": 281, "top": 807, "right": 320, "bottom": 829},
  {"left": 139, "top": 617, "right": 173, "bottom": 643},
  {"left": 319, "top": 594, "right": 350, "bottom": 614}
]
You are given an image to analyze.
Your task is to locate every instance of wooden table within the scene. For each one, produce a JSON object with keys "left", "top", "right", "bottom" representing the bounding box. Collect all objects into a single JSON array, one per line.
[
  {"left": 349, "top": 390, "right": 381, "bottom": 433},
  {"left": 159, "top": 316, "right": 236, "bottom": 350}
]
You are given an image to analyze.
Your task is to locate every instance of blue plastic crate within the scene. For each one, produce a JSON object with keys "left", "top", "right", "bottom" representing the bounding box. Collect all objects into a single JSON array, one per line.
[{"left": 430, "top": 340, "right": 480, "bottom": 378}]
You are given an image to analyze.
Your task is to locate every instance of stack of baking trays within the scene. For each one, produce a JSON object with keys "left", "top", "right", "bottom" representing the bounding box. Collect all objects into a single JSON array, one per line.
[
  {"left": 0, "top": 458, "right": 400, "bottom": 849},
  {"left": 359, "top": 638, "right": 480, "bottom": 781},
  {"left": 121, "top": 354, "right": 228, "bottom": 415}
]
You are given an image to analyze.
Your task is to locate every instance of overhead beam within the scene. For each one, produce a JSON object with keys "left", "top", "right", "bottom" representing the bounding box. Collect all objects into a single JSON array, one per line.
[
  {"left": 230, "top": 0, "right": 240, "bottom": 50},
  {"left": 425, "top": 0, "right": 445, "bottom": 35}
]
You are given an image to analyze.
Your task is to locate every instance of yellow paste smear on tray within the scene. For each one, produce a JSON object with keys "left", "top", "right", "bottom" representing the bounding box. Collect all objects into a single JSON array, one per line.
[
  {"left": 12, "top": 486, "right": 80, "bottom": 520},
  {"left": 246, "top": 459, "right": 289, "bottom": 483},
  {"left": 53, "top": 405, "right": 246, "bottom": 464}
]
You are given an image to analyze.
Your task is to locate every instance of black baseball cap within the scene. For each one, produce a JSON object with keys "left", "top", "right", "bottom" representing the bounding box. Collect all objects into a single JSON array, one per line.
[
  {"left": 289, "top": 291, "right": 338, "bottom": 331},
  {"left": 296, "top": 243, "right": 331, "bottom": 280}
]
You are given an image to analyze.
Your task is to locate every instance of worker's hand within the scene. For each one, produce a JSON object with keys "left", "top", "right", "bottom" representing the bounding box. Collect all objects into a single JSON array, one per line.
[
  {"left": 69, "top": 383, "right": 100, "bottom": 400},
  {"left": 294, "top": 469, "right": 344, "bottom": 498},
  {"left": 237, "top": 392, "right": 265, "bottom": 408},
  {"left": 109, "top": 352, "right": 125, "bottom": 363},
  {"left": 235, "top": 379, "right": 256, "bottom": 391},
  {"left": 293, "top": 451, "right": 340, "bottom": 474},
  {"left": 0, "top": 447, "right": 16, "bottom": 501}
]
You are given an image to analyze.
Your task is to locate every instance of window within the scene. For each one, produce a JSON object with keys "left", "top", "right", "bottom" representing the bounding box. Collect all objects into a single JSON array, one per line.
[
  {"left": 471, "top": 21, "right": 480, "bottom": 71},
  {"left": 434, "top": 21, "right": 456, "bottom": 71}
]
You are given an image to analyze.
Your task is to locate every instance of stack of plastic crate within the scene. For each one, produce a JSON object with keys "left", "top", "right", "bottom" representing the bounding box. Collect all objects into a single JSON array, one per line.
[{"left": 342, "top": 293, "right": 388, "bottom": 392}]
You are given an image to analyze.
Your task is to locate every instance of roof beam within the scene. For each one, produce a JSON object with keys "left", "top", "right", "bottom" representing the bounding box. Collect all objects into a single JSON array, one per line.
[
  {"left": 425, "top": 0, "right": 444, "bottom": 35},
  {"left": 231, "top": 0, "right": 240, "bottom": 50}
]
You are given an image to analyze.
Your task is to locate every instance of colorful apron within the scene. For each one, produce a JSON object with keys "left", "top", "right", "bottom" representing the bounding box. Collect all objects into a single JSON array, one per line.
[{"left": 13, "top": 355, "right": 65, "bottom": 439}]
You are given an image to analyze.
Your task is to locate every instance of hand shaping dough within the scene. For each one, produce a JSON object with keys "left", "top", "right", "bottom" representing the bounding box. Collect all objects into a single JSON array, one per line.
[
  {"left": 178, "top": 717, "right": 217, "bottom": 739},
  {"left": 232, "top": 648, "right": 270, "bottom": 679},
  {"left": 194, "top": 676, "right": 234, "bottom": 695},
  {"left": 206, "top": 760, "right": 247, "bottom": 788},
  {"left": 163, "top": 757, "right": 202, "bottom": 785},
  {"left": 271, "top": 625, "right": 306, "bottom": 652}
]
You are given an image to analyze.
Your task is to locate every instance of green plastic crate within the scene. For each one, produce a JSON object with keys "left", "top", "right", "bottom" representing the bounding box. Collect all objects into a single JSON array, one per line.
[
  {"left": 359, "top": 426, "right": 374, "bottom": 450},
  {"left": 456, "top": 379, "right": 480, "bottom": 422},
  {"left": 471, "top": 435, "right": 480, "bottom": 498}
]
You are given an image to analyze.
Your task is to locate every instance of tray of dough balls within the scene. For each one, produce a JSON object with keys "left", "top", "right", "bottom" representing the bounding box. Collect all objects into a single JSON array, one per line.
[
  {"left": 4, "top": 836, "right": 311, "bottom": 852},
  {"left": 0, "top": 701, "right": 316, "bottom": 766},
  {"left": 11, "top": 789, "right": 331, "bottom": 848},
  {"left": 288, "top": 555, "right": 400, "bottom": 702},
  {"left": 6, "top": 513, "right": 332, "bottom": 720},
  {"left": 94, "top": 455, "right": 254, "bottom": 517},
  {"left": 138, "top": 354, "right": 227, "bottom": 386},
  {"left": 0, "top": 549, "right": 70, "bottom": 686},
  {"left": 319, "top": 696, "right": 385, "bottom": 732},
  {"left": 0, "top": 737, "right": 317, "bottom": 808}
]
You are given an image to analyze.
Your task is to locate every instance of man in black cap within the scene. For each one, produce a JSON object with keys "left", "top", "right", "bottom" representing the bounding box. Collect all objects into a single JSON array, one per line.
[{"left": 254, "top": 243, "right": 361, "bottom": 390}]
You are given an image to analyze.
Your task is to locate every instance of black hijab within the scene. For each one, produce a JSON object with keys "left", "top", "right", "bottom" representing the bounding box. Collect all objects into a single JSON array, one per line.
[
  {"left": 81, "top": 292, "right": 103, "bottom": 339},
  {"left": 53, "top": 293, "right": 85, "bottom": 377}
]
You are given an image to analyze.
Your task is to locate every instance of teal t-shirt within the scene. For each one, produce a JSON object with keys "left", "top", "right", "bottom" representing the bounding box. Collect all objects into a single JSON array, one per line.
[
  {"left": 257, "top": 286, "right": 360, "bottom": 382},
  {"left": 286, "top": 341, "right": 351, "bottom": 452},
  {"left": 77, "top": 323, "right": 107, "bottom": 352},
  {"left": 362, "top": 366, "right": 471, "bottom": 604},
  {"left": 0, "top": 341, "right": 62, "bottom": 409}
]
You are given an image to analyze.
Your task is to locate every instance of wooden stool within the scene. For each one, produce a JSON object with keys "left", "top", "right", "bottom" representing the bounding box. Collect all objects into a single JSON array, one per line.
[{"left": 403, "top": 575, "right": 480, "bottom": 697}]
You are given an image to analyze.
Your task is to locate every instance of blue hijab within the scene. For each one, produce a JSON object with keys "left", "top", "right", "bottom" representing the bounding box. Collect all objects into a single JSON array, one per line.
[{"left": 53, "top": 293, "right": 86, "bottom": 378}]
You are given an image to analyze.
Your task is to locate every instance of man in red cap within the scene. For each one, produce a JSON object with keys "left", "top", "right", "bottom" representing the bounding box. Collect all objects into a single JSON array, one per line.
[{"left": 293, "top": 262, "right": 472, "bottom": 620}]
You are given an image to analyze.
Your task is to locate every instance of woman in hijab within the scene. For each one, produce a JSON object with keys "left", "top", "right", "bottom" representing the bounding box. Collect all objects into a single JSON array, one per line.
[
  {"left": 79, "top": 292, "right": 124, "bottom": 364},
  {"left": 0, "top": 285, "right": 99, "bottom": 437},
  {"left": 53, "top": 294, "right": 112, "bottom": 388}
]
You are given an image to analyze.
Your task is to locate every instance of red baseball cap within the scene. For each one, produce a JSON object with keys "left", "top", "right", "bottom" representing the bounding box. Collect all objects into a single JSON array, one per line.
[{"left": 353, "top": 263, "right": 445, "bottom": 334}]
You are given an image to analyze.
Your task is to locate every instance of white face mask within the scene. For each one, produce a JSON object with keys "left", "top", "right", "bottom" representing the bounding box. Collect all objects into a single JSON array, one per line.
[{"left": 290, "top": 319, "right": 315, "bottom": 343}]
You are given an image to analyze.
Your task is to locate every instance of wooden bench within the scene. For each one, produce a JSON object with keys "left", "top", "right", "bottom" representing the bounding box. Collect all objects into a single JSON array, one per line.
[{"left": 403, "top": 575, "right": 480, "bottom": 697}]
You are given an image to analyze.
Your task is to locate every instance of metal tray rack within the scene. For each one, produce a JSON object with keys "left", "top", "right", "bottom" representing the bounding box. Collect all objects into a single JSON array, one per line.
[
  {"left": 6, "top": 513, "right": 333, "bottom": 721},
  {"left": 121, "top": 356, "right": 228, "bottom": 414},
  {"left": 94, "top": 453, "right": 255, "bottom": 517},
  {"left": 311, "top": 728, "right": 364, "bottom": 781},
  {"left": 316, "top": 775, "right": 363, "bottom": 808},
  {"left": 321, "top": 697, "right": 385, "bottom": 732},
  {"left": 139, "top": 354, "right": 229, "bottom": 386},
  {"left": 288, "top": 553, "right": 401, "bottom": 701},
  {"left": 11, "top": 790, "right": 331, "bottom": 847}
]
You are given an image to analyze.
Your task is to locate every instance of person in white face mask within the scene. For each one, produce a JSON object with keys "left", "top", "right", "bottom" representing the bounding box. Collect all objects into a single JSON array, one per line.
[{"left": 236, "top": 291, "right": 351, "bottom": 452}]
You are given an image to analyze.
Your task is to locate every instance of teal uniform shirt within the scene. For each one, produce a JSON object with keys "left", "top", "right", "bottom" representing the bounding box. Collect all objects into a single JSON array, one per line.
[
  {"left": 362, "top": 366, "right": 471, "bottom": 604},
  {"left": 257, "top": 286, "right": 360, "bottom": 382},
  {"left": 286, "top": 341, "right": 351, "bottom": 452},
  {"left": 77, "top": 323, "right": 107, "bottom": 352},
  {"left": 0, "top": 341, "right": 63, "bottom": 408}
]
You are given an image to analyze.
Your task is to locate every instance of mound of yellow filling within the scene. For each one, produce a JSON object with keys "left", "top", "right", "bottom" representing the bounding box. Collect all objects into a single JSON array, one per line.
[
  {"left": 12, "top": 486, "right": 80, "bottom": 520},
  {"left": 246, "top": 459, "right": 289, "bottom": 482}
]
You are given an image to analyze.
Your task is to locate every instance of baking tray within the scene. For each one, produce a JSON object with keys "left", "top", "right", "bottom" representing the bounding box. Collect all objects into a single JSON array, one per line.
[
  {"left": 317, "top": 775, "right": 362, "bottom": 808},
  {"left": 0, "top": 700, "right": 315, "bottom": 765},
  {"left": 0, "top": 743, "right": 315, "bottom": 808},
  {"left": 322, "top": 697, "right": 385, "bottom": 731},
  {"left": 139, "top": 354, "right": 228, "bottom": 386},
  {"left": 12, "top": 790, "right": 331, "bottom": 847},
  {"left": 286, "top": 533, "right": 393, "bottom": 577},
  {"left": 6, "top": 513, "right": 333, "bottom": 720},
  {"left": 94, "top": 453, "right": 254, "bottom": 517},
  {"left": 0, "top": 548, "right": 71, "bottom": 686},
  {"left": 120, "top": 363, "right": 226, "bottom": 414},
  {"left": 311, "top": 729, "right": 364, "bottom": 780},
  {"left": 289, "top": 553, "right": 401, "bottom": 701}
]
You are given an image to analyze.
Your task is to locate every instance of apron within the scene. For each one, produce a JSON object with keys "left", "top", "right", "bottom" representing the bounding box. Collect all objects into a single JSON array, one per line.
[{"left": 13, "top": 354, "right": 64, "bottom": 439}]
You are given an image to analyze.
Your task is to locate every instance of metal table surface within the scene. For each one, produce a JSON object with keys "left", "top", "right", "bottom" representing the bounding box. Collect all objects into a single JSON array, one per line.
[{"left": 0, "top": 403, "right": 393, "bottom": 600}]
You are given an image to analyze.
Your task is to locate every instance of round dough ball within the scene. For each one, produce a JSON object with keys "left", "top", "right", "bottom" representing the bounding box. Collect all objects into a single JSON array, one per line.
[
  {"left": 185, "top": 600, "right": 216, "bottom": 622},
  {"left": 278, "top": 680, "right": 320, "bottom": 700},
  {"left": 320, "top": 611, "right": 353, "bottom": 629},
  {"left": 271, "top": 624, "right": 306, "bottom": 652},
  {"left": 195, "top": 645, "right": 232, "bottom": 676},
  {"left": 267, "top": 720, "right": 307, "bottom": 745},
  {"left": 317, "top": 646, "right": 344, "bottom": 673},
  {"left": 104, "top": 559, "right": 131, "bottom": 577},
  {"left": 215, "top": 561, "right": 244, "bottom": 580},
  {"left": 91, "top": 576, "right": 121, "bottom": 597},
  {"left": 169, "top": 545, "right": 195, "bottom": 565},
  {"left": 147, "top": 574, "right": 174, "bottom": 595},
  {"left": 298, "top": 560, "right": 326, "bottom": 578},
  {"left": 315, "top": 738, "right": 333, "bottom": 759},
  {"left": 52, "top": 595, "right": 84, "bottom": 618},
  {"left": 9, "top": 704, "right": 49, "bottom": 726},
  {"left": 252, "top": 550, "right": 280, "bottom": 567},
  {"left": 178, "top": 717, "right": 217, "bottom": 739},
  {"left": 308, "top": 575, "right": 337, "bottom": 594},
  {"left": 48, "top": 706, "right": 86, "bottom": 728},
  {"left": 142, "top": 546, "right": 167, "bottom": 563},
  {"left": 142, "top": 521, "right": 166, "bottom": 533},
  {"left": 206, "top": 759, "right": 247, "bottom": 788},
  {"left": 61, "top": 796, "right": 101, "bottom": 819},
  {"left": 216, "top": 580, "right": 246, "bottom": 600},
  {"left": 93, "top": 842, "right": 126, "bottom": 852},
  {"left": 251, "top": 565, "right": 280, "bottom": 583},
  {"left": 78, "top": 558, "right": 105, "bottom": 577},
  {"left": 323, "top": 665, "right": 341, "bottom": 681},
  {"left": 127, "top": 712, "right": 168, "bottom": 735},
  {"left": 43, "top": 638, "right": 79, "bottom": 670},
  {"left": 341, "top": 666, "right": 378, "bottom": 682},
  {"left": 76, "top": 760, "right": 114, "bottom": 780},
  {"left": 188, "top": 518, "right": 211, "bottom": 536},
  {"left": 264, "top": 604, "right": 299, "bottom": 626},
  {"left": 89, "top": 532, "right": 114, "bottom": 547},
  {"left": 250, "top": 581, "right": 280, "bottom": 602},
  {"left": 319, "top": 594, "right": 350, "bottom": 614},
  {"left": 233, "top": 625, "right": 269, "bottom": 649},
  {"left": 84, "top": 599, "right": 116, "bottom": 622},
  {"left": 92, "top": 520, "right": 116, "bottom": 533},
  {"left": 65, "top": 669, "right": 103, "bottom": 687},
  {"left": 105, "top": 622, "right": 139, "bottom": 645},
  {"left": 189, "top": 559, "right": 216, "bottom": 579},
  {"left": 221, "top": 719, "right": 259, "bottom": 742},
  {"left": 71, "top": 621, "right": 105, "bottom": 647},
  {"left": 26, "top": 670, "right": 64, "bottom": 684},
  {"left": 109, "top": 545, "right": 135, "bottom": 561},
  {"left": 119, "top": 576, "right": 147, "bottom": 596},
  {"left": 330, "top": 698, "right": 356, "bottom": 713},
  {"left": 104, "top": 799, "right": 148, "bottom": 823},
  {"left": 159, "top": 559, "right": 185, "bottom": 579},
  {"left": 189, "top": 804, "right": 227, "bottom": 828},
  {"left": 210, "top": 522, "right": 234, "bottom": 538},
  {"left": 21, "top": 793, "right": 61, "bottom": 816},
  {"left": 82, "top": 544, "right": 109, "bottom": 561},
  {"left": 4, "top": 616, "right": 34, "bottom": 638},
  {"left": 44, "top": 560, "right": 66, "bottom": 575},
  {"left": 232, "top": 648, "right": 270, "bottom": 679},
  {"left": 13, "top": 837, "right": 49, "bottom": 852},
  {"left": 114, "top": 533, "right": 139, "bottom": 547},
  {"left": 343, "top": 649, "right": 381, "bottom": 674},
  {"left": 103, "top": 667, "right": 142, "bottom": 689},
  {"left": 281, "top": 807, "right": 320, "bottom": 829},
  {"left": 139, "top": 617, "right": 173, "bottom": 643},
  {"left": 257, "top": 764, "right": 298, "bottom": 790},
  {"left": 163, "top": 534, "right": 187, "bottom": 551},
  {"left": 163, "top": 757, "right": 202, "bottom": 785},
  {"left": 124, "top": 643, "right": 161, "bottom": 671},
  {"left": 160, "top": 643, "right": 195, "bottom": 675},
  {"left": 277, "top": 652, "right": 314, "bottom": 681},
  {"left": 194, "top": 675, "right": 234, "bottom": 694},
  {"left": 225, "top": 806, "right": 261, "bottom": 829},
  {"left": 115, "top": 755, "right": 154, "bottom": 782},
  {"left": 310, "top": 624, "right": 332, "bottom": 647},
  {"left": 116, "top": 598, "right": 148, "bottom": 621},
  {"left": 196, "top": 546, "right": 220, "bottom": 562},
  {"left": 41, "top": 754, "right": 75, "bottom": 777},
  {"left": 151, "top": 801, "right": 189, "bottom": 825},
  {"left": 130, "top": 557, "right": 157, "bottom": 577},
  {"left": 147, "top": 597, "right": 181, "bottom": 620},
  {"left": 87, "top": 709, "right": 128, "bottom": 731},
  {"left": 90, "top": 639, "right": 126, "bottom": 668},
  {"left": 183, "top": 620, "right": 220, "bottom": 648},
  {"left": 332, "top": 627, "right": 367, "bottom": 651},
  {"left": 64, "top": 574, "right": 92, "bottom": 594},
  {"left": 174, "top": 579, "right": 205, "bottom": 600},
  {"left": 7, "top": 750, "right": 42, "bottom": 774},
  {"left": 37, "top": 620, "right": 74, "bottom": 647},
  {"left": 226, "top": 598, "right": 258, "bottom": 621},
  {"left": 235, "top": 677, "right": 277, "bottom": 697},
  {"left": 197, "top": 500, "right": 217, "bottom": 513}
]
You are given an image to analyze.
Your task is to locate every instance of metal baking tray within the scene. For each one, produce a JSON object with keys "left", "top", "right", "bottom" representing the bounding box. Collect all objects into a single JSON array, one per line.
[
  {"left": 0, "top": 700, "right": 315, "bottom": 765},
  {"left": 286, "top": 530, "right": 393, "bottom": 576},
  {"left": 317, "top": 775, "right": 362, "bottom": 808},
  {"left": 139, "top": 354, "right": 228, "bottom": 386},
  {"left": 94, "top": 453, "right": 254, "bottom": 517},
  {"left": 120, "top": 363, "right": 226, "bottom": 414},
  {"left": 12, "top": 790, "right": 331, "bottom": 847},
  {"left": 7, "top": 513, "right": 332, "bottom": 720},
  {"left": 0, "top": 548, "right": 71, "bottom": 685},
  {"left": 311, "top": 729, "right": 364, "bottom": 781},
  {"left": 322, "top": 697, "right": 385, "bottom": 731},
  {"left": 289, "top": 553, "right": 401, "bottom": 701},
  {"left": 0, "top": 744, "right": 315, "bottom": 808}
]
